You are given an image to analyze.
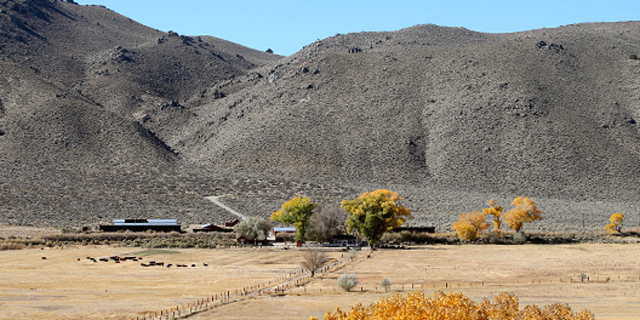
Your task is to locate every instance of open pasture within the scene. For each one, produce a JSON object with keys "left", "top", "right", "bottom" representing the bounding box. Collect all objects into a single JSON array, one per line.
[
  {"left": 0, "top": 246, "right": 343, "bottom": 320},
  {"left": 197, "top": 244, "right": 640, "bottom": 320},
  {"left": 1, "top": 244, "right": 639, "bottom": 319}
]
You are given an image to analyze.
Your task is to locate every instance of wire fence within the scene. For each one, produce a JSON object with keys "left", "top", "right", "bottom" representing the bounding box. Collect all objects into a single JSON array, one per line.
[
  {"left": 131, "top": 249, "right": 640, "bottom": 320},
  {"left": 133, "top": 250, "right": 358, "bottom": 320}
]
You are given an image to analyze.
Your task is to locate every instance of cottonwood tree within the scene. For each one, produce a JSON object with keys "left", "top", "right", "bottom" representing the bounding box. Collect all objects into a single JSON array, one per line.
[
  {"left": 340, "top": 190, "right": 412, "bottom": 248},
  {"left": 452, "top": 211, "right": 490, "bottom": 241},
  {"left": 271, "top": 195, "right": 317, "bottom": 242},
  {"left": 313, "top": 291, "right": 595, "bottom": 320},
  {"left": 482, "top": 199, "right": 504, "bottom": 233},
  {"left": 233, "top": 216, "right": 271, "bottom": 239},
  {"left": 503, "top": 197, "right": 542, "bottom": 233},
  {"left": 605, "top": 213, "right": 624, "bottom": 234},
  {"left": 301, "top": 248, "right": 330, "bottom": 277}
]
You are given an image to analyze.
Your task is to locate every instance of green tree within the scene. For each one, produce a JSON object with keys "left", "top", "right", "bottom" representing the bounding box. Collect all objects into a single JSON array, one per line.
[
  {"left": 270, "top": 195, "right": 317, "bottom": 242},
  {"left": 233, "top": 216, "right": 271, "bottom": 240},
  {"left": 340, "top": 189, "right": 412, "bottom": 248}
]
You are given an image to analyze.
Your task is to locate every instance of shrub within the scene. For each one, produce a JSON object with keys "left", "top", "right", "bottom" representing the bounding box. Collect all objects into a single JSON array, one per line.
[
  {"left": 313, "top": 291, "right": 594, "bottom": 320},
  {"left": 380, "top": 278, "right": 391, "bottom": 292},
  {"left": 513, "top": 231, "right": 527, "bottom": 243},
  {"left": 630, "top": 54, "right": 638, "bottom": 60},
  {"left": 39, "top": 232, "right": 235, "bottom": 248},
  {"left": 0, "top": 242, "right": 25, "bottom": 250},
  {"left": 337, "top": 274, "right": 358, "bottom": 292}
]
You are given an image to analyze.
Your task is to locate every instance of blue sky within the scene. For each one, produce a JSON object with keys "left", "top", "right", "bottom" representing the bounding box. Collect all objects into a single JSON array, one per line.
[{"left": 75, "top": 1, "right": 640, "bottom": 56}]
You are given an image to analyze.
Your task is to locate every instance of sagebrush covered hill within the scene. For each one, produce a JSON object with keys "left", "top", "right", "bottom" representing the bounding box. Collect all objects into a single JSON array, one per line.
[{"left": 1, "top": 0, "right": 639, "bottom": 231}]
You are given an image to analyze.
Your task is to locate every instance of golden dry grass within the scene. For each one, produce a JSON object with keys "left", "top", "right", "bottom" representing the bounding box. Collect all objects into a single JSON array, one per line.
[
  {"left": 197, "top": 244, "right": 640, "bottom": 320},
  {"left": 0, "top": 246, "right": 343, "bottom": 320},
  {"left": 1, "top": 244, "right": 639, "bottom": 319}
]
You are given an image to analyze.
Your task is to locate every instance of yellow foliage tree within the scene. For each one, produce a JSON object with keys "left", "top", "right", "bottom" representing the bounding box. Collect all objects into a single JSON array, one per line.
[
  {"left": 312, "top": 291, "right": 594, "bottom": 320},
  {"left": 502, "top": 197, "right": 542, "bottom": 232},
  {"left": 270, "top": 195, "right": 317, "bottom": 242},
  {"left": 482, "top": 199, "right": 504, "bottom": 233},
  {"left": 340, "top": 190, "right": 412, "bottom": 248},
  {"left": 452, "top": 211, "right": 490, "bottom": 241},
  {"left": 605, "top": 213, "right": 624, "bottom": 234}
]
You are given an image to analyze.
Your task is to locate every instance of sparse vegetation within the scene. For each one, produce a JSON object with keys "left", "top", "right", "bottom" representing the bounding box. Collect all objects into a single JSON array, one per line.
[
  {"left": 39, "top": 232, "right": 236, "bottom": 248},
  {"left": 337, "top": 273, "right": 358, "bottom": 292},
  {"left": 271, "top": 195, "right": 317, "bottom": 242},
  {"left": 0, "top": 242, "right": 25, "bottom": 250},
  {"left": 314, "top": 291, "right": 594, "bottom": 320},
  {"left": 341, "top": 190, "right": 412, "bottom": 248}
]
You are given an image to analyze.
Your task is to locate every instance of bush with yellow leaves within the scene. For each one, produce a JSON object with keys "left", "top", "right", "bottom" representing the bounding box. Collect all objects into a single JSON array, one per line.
[
  {"left": 312, "top": 291, "right": 594, "bottom": 320},
  {"left": 452, "top": 211, "right": 489, "bottom": 241},
  {"left": 605, "top": 213, "right": 624, "bottom": 234}
]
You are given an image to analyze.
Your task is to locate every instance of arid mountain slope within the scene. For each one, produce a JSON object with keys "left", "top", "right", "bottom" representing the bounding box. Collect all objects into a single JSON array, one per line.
[
  {"left": 1, "top": 0, "right": 640, "bottom": 231},
  {"left": 0, "top": 0, "right": 283, "bottom": 227},
  {"left": 174, "top": 23, "right": 640, "bottom": 202}
]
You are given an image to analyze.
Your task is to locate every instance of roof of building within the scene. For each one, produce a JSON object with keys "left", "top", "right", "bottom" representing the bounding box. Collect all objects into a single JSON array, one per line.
[{"left": 273, "top": 227, "right": 296, "bottom": 232}]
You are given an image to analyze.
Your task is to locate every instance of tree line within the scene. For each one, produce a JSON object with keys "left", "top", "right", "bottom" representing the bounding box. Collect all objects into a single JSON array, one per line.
[{"left": 234, "top": 189, "right": 411, "bottom": 248}]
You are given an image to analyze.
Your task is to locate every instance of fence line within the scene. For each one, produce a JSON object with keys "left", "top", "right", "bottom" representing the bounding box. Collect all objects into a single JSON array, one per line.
[
  {"left": 135, "top": 270, "right": 639, "bottom": 319},
  {"left": 285, "top": 273, "right": 640, "bottom": 296},
  {"left": 134, "top": 248, "right": 363, "bottom": 320}
]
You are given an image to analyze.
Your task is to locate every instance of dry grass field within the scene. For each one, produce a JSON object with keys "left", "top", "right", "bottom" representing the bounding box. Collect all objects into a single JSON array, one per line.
[
  {"left": 0, "top": 243, "right": 639, "bottom": 319},
  {"left": 196, "top": 244, "right": 640, "bottom": 320},
  {"left": 0, "top": 246, "right": 343, "bottom": 320}
]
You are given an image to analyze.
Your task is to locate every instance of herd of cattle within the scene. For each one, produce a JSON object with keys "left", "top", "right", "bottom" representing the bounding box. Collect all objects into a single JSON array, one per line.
[{"left": 81, "top": 255, "right": 209, "bottom": 268}]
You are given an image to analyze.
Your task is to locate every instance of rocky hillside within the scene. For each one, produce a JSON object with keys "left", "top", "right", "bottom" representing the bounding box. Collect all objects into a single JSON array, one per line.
[
  {"left": 1, "top": 0, "right": 640, "bottom": 231},
  {"left": 0, "top": 0, "right": 284, "bottom": 228}
]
